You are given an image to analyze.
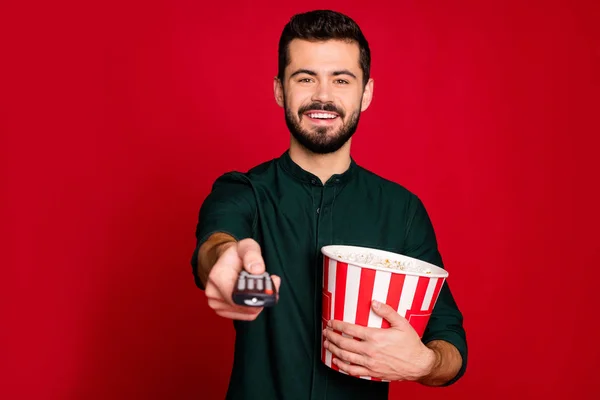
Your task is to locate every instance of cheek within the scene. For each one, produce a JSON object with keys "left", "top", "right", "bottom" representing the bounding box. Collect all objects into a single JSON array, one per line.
[
  {"left": 284, "top": 93, "right": 303, "bottom": 110},
  {"left": 287, "top": 98, "right": 313, "bottom": 117},
  {"left": 339, "top": 91, "right": 363, "bottom": 111},
  {"left": 339, "top": 101, "right": 360, "bottom": 117},
  {"left": 287, "top": 86, "right": 321, "bottom": 108}
]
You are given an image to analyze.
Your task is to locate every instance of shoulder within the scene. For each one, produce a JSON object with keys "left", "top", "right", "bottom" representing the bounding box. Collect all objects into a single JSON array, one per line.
[
  {"left": 354, "top": 164, "right": 431, "bottom": 222},
  {"left": 355, "top": 164, "right": 419, "bottom": 202},
  {"left": 217, "top": 157, "right": 277, "bottom": 181},
  {"left": 207, "top": 157, "right": 279, "bottom": 202},
  {"left": 212, "top": 157, "right": 276, "bottom": 185},
  {"left": 245, "top": 158, "right": 278, "bottom": 181}
]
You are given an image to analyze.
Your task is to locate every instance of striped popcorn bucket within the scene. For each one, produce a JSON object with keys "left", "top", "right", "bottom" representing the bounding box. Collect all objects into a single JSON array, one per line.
[{"left": 320, "top": 245, "right": 449, "bottom": 381}]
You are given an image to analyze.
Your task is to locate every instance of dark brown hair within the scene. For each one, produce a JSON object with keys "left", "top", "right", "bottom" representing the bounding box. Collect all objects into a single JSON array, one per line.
[{"left": 277, "top": 10, "right": 371, "bottom": 87}]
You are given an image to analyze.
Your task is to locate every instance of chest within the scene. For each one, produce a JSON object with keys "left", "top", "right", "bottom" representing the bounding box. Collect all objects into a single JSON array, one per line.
[{"left": 254, "top": 183, "right": 409, "bottom": 278}]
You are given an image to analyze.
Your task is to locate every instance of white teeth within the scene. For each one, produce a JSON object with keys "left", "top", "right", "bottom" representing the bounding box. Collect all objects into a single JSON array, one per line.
[{"left": 308, "top": 113, "right": 337, "bottom": 119}]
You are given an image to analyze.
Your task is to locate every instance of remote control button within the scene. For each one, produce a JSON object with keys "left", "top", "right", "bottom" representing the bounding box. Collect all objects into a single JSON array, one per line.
[
  {"left": 248, "top": 278, "right": 254, "bottom": 290},
  {"left": 257, "top": 278, "right": 264, "bottom": 291},
  {"left": 237, "top": 277, "right": 245, "bottom": 291}
]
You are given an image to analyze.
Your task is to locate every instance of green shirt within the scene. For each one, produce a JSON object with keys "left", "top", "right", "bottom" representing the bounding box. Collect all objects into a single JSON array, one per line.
[{"left": 191, "top": 150, "right": 467, "bottom": 400}]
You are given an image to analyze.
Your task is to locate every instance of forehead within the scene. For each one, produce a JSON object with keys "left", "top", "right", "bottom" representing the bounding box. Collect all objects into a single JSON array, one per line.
[{"left": 286, "top": 39, "right": 361, "bottom": 75}]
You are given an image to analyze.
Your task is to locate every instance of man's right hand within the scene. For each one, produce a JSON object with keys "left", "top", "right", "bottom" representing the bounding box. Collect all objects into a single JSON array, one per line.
[{"left": 204, "top": 238, "right": 281, "bottom": 321}]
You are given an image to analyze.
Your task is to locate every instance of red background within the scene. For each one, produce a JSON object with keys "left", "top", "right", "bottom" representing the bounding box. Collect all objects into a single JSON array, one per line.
[{"left": 2, "top": 0, "right": 600, "bottom": 399}]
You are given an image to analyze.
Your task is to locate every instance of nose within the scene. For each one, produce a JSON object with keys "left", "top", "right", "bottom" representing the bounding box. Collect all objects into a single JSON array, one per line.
[{"left": 311, "top": 81, "right": 333, "bottom": 103}]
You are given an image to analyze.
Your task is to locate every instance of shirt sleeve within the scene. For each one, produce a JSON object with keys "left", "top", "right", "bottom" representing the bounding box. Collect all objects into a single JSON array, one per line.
[
  {"left": 190, "top": 171, "right": 257, "bottom": 290},
  {"left": 403, "top": 195, "right": 468, "bottom": 386}
]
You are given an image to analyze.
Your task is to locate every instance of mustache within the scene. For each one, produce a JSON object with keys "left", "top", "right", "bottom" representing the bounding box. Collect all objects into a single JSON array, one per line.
[{"left": 298, "top": 103, "right": 345, "bottom": 118}]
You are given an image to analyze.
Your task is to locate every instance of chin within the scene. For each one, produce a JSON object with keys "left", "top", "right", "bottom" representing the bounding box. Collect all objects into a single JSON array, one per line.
[{"left": 305, "top": 123, "right": 341, "bottom": 135}]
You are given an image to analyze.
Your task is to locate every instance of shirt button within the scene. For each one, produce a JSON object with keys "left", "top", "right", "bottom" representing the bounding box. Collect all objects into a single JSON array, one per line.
[
  {"left": 316, "top": 208, "right": 320, "bottom": 214},
  {"left": 335, "top": 179, "right": 340, "bottom": 183},
  {"left": 311, "top": 179, "right": 316, "bottom": 185}
]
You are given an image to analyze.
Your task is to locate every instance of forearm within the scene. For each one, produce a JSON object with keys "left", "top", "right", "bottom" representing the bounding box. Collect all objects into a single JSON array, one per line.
[
  {"left": 197, "top": 232, "right": 237, "bottom": 287},
  {"left": 418, "top": 340, "right": 463, "bottom": 387}
]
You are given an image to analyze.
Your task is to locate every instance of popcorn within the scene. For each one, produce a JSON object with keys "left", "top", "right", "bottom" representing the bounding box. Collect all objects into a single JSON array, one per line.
[{"left": 334, "top": 250, "right": 432, "bottom": 274}]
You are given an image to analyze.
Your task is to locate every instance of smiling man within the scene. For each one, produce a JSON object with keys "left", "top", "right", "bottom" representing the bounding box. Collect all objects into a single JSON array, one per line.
[{"left": 191, "top": 9, "right": 467, "bottom": 400}]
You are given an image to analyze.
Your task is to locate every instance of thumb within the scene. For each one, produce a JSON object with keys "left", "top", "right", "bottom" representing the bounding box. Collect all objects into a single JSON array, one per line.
[
  {"left": 371, "top": 300, "right": 408, "bottom": 329},
  {"left": 237, "top": 238, "right": 265, "bottom": 274}
]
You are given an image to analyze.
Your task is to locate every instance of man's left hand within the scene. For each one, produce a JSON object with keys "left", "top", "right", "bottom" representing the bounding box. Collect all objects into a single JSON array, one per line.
[{"left": 323, "top": 300, "right": 437, "bottom": 381}]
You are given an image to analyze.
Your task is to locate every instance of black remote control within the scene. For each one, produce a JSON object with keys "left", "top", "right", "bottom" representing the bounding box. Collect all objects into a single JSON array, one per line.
[{"left": 232, "top": 270, "right": 278, "bottom": 307}]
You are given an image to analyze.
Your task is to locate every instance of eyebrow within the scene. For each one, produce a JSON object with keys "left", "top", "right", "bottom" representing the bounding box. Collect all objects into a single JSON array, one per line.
[{"left": 289, "top": 69, "right": 357, "bottom": 79}]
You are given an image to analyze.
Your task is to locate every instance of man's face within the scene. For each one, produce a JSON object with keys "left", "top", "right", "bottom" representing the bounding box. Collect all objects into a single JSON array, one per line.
[{"left": 274, "top": 39, "right": 374, "bottom": 154}]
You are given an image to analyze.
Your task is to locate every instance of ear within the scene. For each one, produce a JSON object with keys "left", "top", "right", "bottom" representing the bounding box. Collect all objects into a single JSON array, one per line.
[
  {"left": 360, "top": 78, "right": 374, "bottom": 112},
  {"left": 274, "top": 77, "right": 284, "bottom": 108}
]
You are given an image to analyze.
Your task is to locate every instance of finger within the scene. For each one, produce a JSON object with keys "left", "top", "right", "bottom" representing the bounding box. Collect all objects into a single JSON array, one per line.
[
  {"left": 324, "top": 339, "right": 369, "bottom": 367},
  {"left": 215, "top": 309, "right": 263, "bottom": 321},
  {"left": 328, "top": 320, "right": 370, "bottom": 341},
  {"left": 332, "top": 358, "right": 377, "bottom": 378},
  {"left": 208, "top": 298, "right": 263, "bottom": 315},
  {"left": 205, "top": 275, "right": 237, "bottom": 306},
  {"left": 271, "top": 274, "right": 281, "bottom": 293},
  {"left": 236, "top": 239, "right": 265, "bottom": 274},
  {"left": 324, "top": 328, "right": 369, "bottom": 356},
  {"left": 207, "top": 297, "right": 231, "bottom": 311},
  {"left": 204, "top": 281, "right": 221, "bottom": 301},
  {"left": 372, "top": 300, "right": 409, "bottom": 329}
]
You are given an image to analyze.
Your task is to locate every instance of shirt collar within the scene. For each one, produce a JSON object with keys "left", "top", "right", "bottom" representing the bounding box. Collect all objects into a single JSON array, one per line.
[{"left": 278, "top": 150, "right": 358, "bottom": 186}]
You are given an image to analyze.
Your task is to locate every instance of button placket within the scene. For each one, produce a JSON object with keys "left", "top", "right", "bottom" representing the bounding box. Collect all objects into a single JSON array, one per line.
[{"left": 310, "top": 182, "right": 326, "bottom": 399}]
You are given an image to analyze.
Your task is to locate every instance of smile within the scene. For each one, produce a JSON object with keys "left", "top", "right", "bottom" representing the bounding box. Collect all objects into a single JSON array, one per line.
[{"left": 305, "top": 112, "right": 338, "bottom": 120}]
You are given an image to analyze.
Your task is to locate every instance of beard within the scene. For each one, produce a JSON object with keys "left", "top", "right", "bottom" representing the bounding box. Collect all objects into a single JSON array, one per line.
[{"left": 283, "top": 98, "right": 362, "bottom": 154}]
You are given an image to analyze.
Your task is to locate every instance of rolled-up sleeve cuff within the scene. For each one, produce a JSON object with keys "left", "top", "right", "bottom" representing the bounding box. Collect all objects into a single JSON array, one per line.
[
  {"left": 190, "top": 228, "right": 245, "bottom": 291},
  {"left": 422, "top": 331, "right": 468, "bottom": 386}
]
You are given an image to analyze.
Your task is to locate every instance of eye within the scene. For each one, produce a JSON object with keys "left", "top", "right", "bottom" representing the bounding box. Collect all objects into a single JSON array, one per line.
[
  {"left": 335, "top": 79, "right": 350, "bottom": 85},
  {"left": 298, "top": 78, "right": 313, "bottom": 83}
]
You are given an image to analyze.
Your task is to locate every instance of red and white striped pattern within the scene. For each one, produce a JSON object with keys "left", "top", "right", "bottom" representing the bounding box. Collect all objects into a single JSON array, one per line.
[{"left": 321, "top": 256, "right": 446, "bottom": 381}]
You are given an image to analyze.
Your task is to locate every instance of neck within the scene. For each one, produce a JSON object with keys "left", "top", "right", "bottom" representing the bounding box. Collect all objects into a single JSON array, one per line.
[{"left": 289, "top": 137, "right": 352, "bottom": 184}]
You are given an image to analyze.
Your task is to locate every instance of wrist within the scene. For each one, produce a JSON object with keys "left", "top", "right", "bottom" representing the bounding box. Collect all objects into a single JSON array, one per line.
[
  {"left": 415, "top": 340, "right": 463, "bottom": 387},
  {"left": 418, "top": 345, "right": 441, "bottom": 382},
  {"left": 198, "top": 234, "right": 237, "bottom": 287}
]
